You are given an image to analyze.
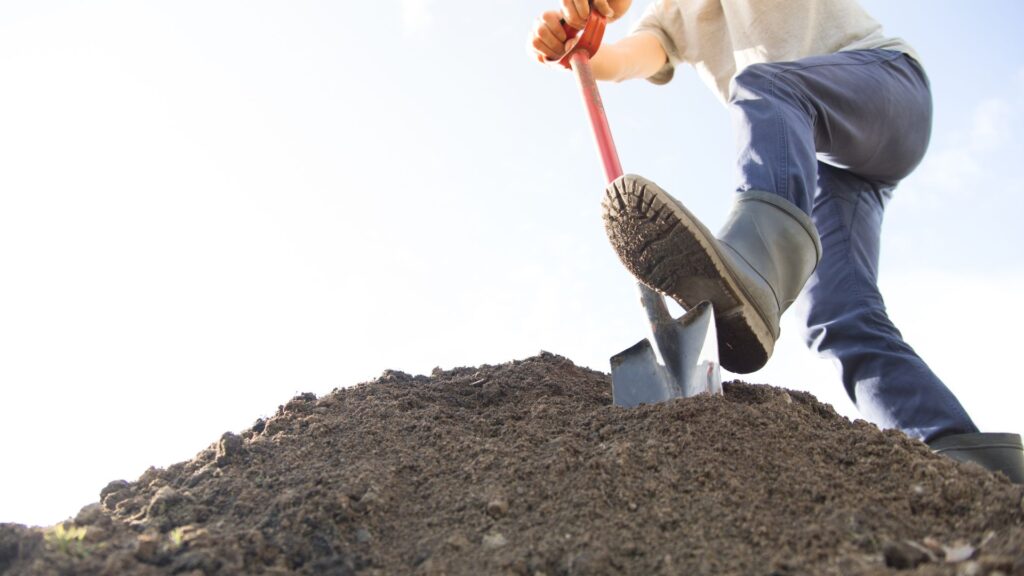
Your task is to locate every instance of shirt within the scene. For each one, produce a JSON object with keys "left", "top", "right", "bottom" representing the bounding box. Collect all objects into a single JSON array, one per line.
[{"left": 633, "top": 0, "right": 919, "bottom": 103}]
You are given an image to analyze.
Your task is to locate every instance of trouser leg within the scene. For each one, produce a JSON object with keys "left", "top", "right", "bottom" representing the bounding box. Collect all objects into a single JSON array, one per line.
[
  {"left": 796, "top": 164, "right": 978, "bottom": 442},
  {"left": 728, "top": 50, "right": 978, "bottom": 441}
]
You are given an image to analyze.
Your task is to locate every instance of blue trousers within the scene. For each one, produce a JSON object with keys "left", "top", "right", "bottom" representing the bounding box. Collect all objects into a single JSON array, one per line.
[{"left": 728, "top": 49, "right": 978, "bottom": 442}]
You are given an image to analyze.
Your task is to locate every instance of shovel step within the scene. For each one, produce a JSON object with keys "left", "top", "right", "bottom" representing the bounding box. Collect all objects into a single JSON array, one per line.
[{"left": 611, "top": 293, "right": 722, "bottom": 408}]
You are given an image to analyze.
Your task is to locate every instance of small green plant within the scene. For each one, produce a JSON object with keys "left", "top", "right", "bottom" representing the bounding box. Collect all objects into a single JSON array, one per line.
[
  {"left": 169, "top": 527, "right": 185, "bottom": 548},
  {"left": 45, "top": 523, "right": 88, "bottom": 555}
]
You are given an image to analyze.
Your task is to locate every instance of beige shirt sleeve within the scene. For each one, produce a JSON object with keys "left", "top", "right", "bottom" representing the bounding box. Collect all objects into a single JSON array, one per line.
[{"left": 631, "top": 0, "right": 685, "bottom": 85}]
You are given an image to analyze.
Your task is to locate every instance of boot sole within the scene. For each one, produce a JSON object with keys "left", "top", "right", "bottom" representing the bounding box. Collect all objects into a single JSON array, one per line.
[{"left": 602, "top": 176, "right": 773, "bottom": 374}]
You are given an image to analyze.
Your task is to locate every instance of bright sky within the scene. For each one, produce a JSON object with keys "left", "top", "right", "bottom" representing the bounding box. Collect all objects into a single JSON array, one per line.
[{"left": 2, "top": 1, "right": 1022, "bottom": 527}]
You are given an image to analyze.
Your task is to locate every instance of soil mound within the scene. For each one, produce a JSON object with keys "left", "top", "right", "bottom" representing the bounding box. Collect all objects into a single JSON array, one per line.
[{"left": 2, "top": 353, "right": 1022, "bottom": 575}]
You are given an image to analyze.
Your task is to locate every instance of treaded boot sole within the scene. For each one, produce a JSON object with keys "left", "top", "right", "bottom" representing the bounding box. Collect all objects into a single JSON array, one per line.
[{"left": 602, "top": 175, "right": 773, "bottom": 374}]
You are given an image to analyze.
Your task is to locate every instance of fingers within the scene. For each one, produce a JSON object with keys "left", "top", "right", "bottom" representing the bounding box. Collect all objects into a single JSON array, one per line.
[
  {"left": 563, "top": 0, "right": 620, "bottom": 28},
  {"left": 561, "top": 0, "right": 589, "bottom": 30},
  {"left": 608, "top": 0, "right": 632, "bottom": 21},
  {"left": 529, "top": 10, "right": 570, "bottom": 63},
  {"left": 592, "top": 0, "right": 615, "bottom": 19}
]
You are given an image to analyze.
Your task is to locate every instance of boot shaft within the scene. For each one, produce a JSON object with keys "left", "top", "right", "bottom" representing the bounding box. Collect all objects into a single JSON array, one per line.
[{"left": 717, "top": 191, "right": 822, "bottom": 333}]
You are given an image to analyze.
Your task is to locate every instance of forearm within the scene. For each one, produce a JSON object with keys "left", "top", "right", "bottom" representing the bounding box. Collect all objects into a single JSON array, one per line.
[{"left": 588, "top": 32, "right": 667, "bottom": 82}]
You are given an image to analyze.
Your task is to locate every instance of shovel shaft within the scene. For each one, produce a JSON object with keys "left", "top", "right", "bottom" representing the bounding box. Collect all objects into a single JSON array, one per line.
[
  {"left": 567, "top": 43, "right": 666, "bottom": 336},
  {"left": 562, "top": 11, "right": 722, "bottom": 404},
  {"left": 568, "top": 50, "right": 670, "bottom": 366},
  {"left": 563, "top": 8, "right": 723, "bottom": 405},
  {"left": 568, "top": 52, "right": 623, "bottom": 184}
]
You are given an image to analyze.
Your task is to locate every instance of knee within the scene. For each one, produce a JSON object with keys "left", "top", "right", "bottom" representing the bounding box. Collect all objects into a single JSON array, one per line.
[{"left": 796, "top": 285, "right": 903, "bottom": 356}]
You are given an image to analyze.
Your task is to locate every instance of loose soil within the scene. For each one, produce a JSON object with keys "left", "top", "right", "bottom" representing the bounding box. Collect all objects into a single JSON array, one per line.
[{"left": 2, "top": 353, "right": 1022, "bottom": 575}]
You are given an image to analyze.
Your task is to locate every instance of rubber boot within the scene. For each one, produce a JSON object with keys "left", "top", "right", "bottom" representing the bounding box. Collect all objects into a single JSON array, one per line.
[
  {"left": 928, "top": 432, "right": 1024, "bottom": 484},
  {"left": 603, "top": 174, "right": 822, "bottom": 373}
]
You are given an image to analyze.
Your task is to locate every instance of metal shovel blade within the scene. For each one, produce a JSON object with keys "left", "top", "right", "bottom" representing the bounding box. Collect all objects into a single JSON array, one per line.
[{"left": 611, "top": 285, "right": 722, "bottom": 407}]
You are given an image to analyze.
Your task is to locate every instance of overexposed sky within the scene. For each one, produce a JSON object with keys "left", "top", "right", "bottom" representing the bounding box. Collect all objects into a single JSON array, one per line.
[{"left": 2, "top": 1, "right": 1022, "bottom": 526}]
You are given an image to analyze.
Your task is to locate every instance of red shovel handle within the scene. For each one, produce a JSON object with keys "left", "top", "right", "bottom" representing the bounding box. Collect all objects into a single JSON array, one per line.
[
  {"left": 560, "top": 9, "right": 622, "bottom": 183},
  {"left": 557, "top": 9, "right": 607, "bottom": 69}
]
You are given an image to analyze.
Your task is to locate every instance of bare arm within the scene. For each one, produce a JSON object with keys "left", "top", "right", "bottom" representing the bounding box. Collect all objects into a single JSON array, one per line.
[
  {"left": 588, "top": 31, "right": 667, "bottom": 82},
  {"left": 528, "top": 10, "right": 667, "bottom": 83}
]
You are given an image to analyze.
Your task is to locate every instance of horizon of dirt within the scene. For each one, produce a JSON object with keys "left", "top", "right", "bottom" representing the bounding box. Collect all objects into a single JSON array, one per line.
[{"left": 1, "top": 352, "right": 1022, "bottom": 575}]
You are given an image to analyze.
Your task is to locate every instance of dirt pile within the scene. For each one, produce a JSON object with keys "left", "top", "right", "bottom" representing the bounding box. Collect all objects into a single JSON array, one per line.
[{"left": 2, "top": 352, "right": 1022, "bottom": 575}]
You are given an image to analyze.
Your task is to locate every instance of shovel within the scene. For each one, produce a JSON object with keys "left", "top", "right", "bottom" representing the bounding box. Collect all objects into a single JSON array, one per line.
[{"left": 557, "top": 10, "right": 722, "bottom": 406}]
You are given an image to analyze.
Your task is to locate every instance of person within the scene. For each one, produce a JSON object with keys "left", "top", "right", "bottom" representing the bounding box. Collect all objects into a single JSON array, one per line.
[{"left": 528, "top": 0, "right": 1024, "bottom": 483}]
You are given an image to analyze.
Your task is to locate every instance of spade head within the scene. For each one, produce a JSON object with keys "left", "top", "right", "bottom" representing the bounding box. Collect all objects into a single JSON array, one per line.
[{"left": 610, "top": 286, "right": 722, "bottom": 407}]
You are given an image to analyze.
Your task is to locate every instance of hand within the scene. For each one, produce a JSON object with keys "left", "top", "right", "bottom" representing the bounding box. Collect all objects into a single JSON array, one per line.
[
  {"left": 528, "top": 1, "right": 632, "bottom": 66},
  {"left": 560, "top": 0, "right": 632, "bottom": 30},
  {"left": 528, "top": 10, "right": 571, "bottom": 65}
]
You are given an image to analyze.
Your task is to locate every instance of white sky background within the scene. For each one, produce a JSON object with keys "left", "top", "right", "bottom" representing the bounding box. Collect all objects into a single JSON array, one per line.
[{"left": 1, "top": 1, "right": 1022, "bottom": 526}]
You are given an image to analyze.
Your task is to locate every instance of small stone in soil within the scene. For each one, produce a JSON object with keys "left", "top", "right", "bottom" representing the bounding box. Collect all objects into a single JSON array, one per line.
[
  {"left": 359, "top": 489, "right": 383, "bottom": 509},
  {"left": 444, "top": 534, "right": 471, "bottom": 551},
  {"left": 944, "top": 543, "right": 976, "bottom": 563},
  {"left": 482, "top": 533, "right": 508, "bottom": 549},
  {"left": 487, "top": 498, "right": 510, "bottom": 518}
]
